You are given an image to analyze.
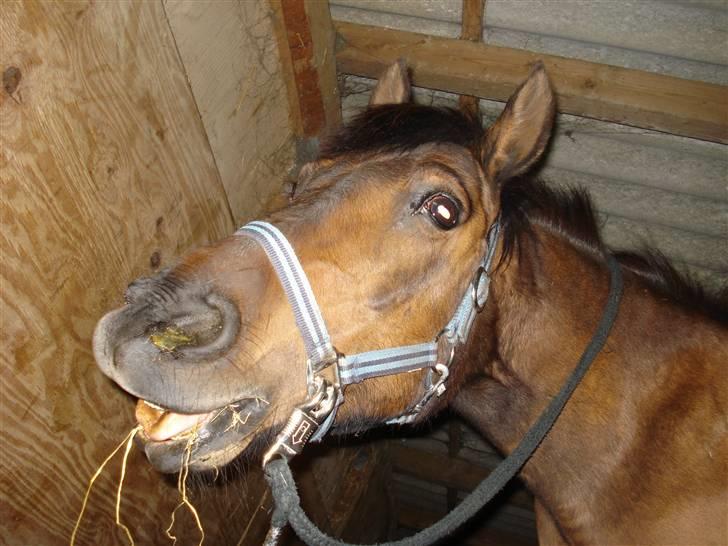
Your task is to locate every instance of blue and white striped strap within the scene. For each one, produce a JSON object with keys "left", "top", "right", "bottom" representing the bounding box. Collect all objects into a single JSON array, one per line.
[
  {"left": 237, "top": 222, "right": 443, "bottom": 387},
  {"left": 339, "top": 343, "right": 438, "bottom": 384},
  {"left": 441, "top": 219, "right": 501, "bottom": 345},
  {"left": 342, "top": 221, "right": 501, "bottom": 387},
  {"left": 237, "top": 222, "right": 336, "bottom": 369}
]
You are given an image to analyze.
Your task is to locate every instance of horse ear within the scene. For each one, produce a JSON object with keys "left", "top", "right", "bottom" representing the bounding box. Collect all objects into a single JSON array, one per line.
[
  {"left": 369, "top": 60, "right": 411, "bottom": 105},
  {"left": 482, "top": 62, "right": 555, "bottom": 184}
]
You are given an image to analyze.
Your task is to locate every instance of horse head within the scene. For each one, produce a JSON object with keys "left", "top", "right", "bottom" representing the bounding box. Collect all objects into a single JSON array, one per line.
[{"left": 92, "top": 61, "right": 555, "bottom": 474}]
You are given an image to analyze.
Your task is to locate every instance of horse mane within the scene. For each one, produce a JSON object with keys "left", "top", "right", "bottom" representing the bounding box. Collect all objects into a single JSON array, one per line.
[
  {"left": 322, "top": 105, "right": 728, "bottom": 324},
  {"left": 613, "top": 249, "right": 728, "bottom": 323},
  {"left": 500, "top": 177, "right": 728, "bottom": 324}
]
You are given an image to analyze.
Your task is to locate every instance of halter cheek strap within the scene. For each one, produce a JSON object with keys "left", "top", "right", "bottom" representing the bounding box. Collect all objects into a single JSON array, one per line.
[{"left": 236, "top": 218, "right": 501, "bottom": 448}]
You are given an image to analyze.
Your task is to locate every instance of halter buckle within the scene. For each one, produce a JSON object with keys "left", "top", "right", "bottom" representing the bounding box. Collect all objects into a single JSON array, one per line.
[
  {"left": 262, "top": 377, "right": 339, "bottom": 467},
  {"left": 431, "top": 363, "right": 450, "bottom": 397},
  {"left": 435, "top": 329, "right": 457, "bottom": 368},
  {"left": 409, "top": 363, "right": 450, "bottom": 414}
]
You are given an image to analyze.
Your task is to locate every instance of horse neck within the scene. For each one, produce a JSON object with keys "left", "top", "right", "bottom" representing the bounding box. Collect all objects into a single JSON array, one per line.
[
  {"left": 452, "top": 224, "right": 726, "bottom": 543},
  {"left": 454, "top": 226, "right": 647, "bottom": 541}
]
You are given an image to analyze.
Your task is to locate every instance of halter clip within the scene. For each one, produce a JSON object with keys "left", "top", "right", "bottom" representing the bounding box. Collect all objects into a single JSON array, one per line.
[{"left": 262, "top": 376, "right": 339, "bottom": 466}]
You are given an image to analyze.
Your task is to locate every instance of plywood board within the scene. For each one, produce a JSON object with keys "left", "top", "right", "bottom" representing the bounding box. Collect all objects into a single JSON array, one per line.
[
  {"left": 164, "top": 0, "right": 297, "bottom": 224},
  {"left": 0, "top": 1, "right": 250, "bottom": 544}
]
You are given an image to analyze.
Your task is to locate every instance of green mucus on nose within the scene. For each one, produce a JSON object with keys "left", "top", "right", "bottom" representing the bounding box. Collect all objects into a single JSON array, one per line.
[{"left": 149, "top": 326, "right": 196, "bottom": 352}]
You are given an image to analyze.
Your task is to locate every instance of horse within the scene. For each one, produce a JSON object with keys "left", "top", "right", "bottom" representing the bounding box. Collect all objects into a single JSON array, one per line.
[{"left": 93, "top": 61, "right": 727, "bottom": 545}]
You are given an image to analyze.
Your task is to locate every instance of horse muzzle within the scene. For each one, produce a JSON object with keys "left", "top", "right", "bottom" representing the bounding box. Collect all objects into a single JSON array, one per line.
[{"left": 92, "top": 283, "right": 264, "bottom": 413}]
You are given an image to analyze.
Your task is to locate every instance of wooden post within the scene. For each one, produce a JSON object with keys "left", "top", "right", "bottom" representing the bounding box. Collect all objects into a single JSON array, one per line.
[
  {"left": 458, "top": 0, "right": 486, "bottom": 117},
  {"left": 270, "top": 0, "right": 342, "bottom": 142}
]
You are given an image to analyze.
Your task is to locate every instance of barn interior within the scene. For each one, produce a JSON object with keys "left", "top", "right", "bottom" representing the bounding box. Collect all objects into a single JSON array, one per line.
[{"left": 1, "top": 1, "right": 726, "bottom": 545}]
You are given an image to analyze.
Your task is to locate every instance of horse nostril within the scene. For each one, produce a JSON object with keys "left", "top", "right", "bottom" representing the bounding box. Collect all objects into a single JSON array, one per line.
[
  {"left": 148, "top": 293, "right": 240, "bottom": 360},
  {"left": 169, "top": 306, "right": 223, "bottom": 345}
]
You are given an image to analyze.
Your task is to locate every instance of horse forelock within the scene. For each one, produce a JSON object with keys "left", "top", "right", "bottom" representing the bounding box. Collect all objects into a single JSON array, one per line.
[{"left": 320, "top": 104, "right": 484, "bottom": 159}]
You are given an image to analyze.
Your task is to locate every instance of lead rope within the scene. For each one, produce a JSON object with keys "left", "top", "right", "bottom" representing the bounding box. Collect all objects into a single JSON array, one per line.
[{"left": 262, "top": 253, "right": 623, "bottom": 546}]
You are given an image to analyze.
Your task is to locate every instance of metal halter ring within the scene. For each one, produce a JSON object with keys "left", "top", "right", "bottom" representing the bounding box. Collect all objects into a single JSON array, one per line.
[
  {"left": 471, "top": 266, "right": 489, "bottom": 312},
  {"left": 435, "top": 329, "right": 456, "bottom": 368},
  {"left": 306, "top": 348, "right": 341, "bottom": 396}
]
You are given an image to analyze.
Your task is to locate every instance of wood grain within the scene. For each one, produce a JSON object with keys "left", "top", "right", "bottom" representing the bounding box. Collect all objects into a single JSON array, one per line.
[
  {"left": 307, "top": 442, "right": 392, "bottom": 542},
  {"left": 458, "top": 0, "right": 485, "bottom": 117},
  {"left": 335, "top": 22, "right": 728, "bottom": 144},
  {"left": 303, "top": 0, "right": 342, "bottom": 133},
  {"left": 0, "top": 1, "right": 243, "bottom": 544},
  {"left": 398, "top": 505, "right": 536, "bottom": 546},
  {"left": 1, "top": 3, "right": 391, "bottom": 545},
  {"left": 269, "top": 0, "right": 341, "bottom": 139},
  {"left": 164, "top": 0, "right": 296, "bottom": 224},
  {"left": 391, "top": 444, "right": 533, "bottom": 510}
]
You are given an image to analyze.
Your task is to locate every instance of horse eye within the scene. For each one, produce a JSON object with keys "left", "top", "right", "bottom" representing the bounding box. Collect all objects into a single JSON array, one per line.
[{"left": 422, "top": 193, "right": 460, "bottom": 230}]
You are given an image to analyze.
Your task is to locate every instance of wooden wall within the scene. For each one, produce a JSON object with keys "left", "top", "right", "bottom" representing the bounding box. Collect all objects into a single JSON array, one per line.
[
  {"left": 0, "top": 1, "right": 235, "bottom": 543},
  {"left": 0, "top": 1, "right": 290, "bottom": 544},
  {"left": 165, "top": 0, "right": 297, "bottom": 224},
  {"left": 1, "top": 2, "right": 393, "bottom": 544}
]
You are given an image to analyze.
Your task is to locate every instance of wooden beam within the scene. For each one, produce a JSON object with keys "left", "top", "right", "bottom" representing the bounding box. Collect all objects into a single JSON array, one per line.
[
  {"left": 398, "top": 506, "right": 536, "bottom": 546},
  {"left": 270, "top": 0, "right": 341, "bottom": 139},
  {"left": 458, "top": 0, "right": 485, "bottom": 117},
  {"left": 304, "top": 0, "right": 342, "bottom": 132},
  {"left": 391, "top": 445, "right": 533, "bottom": 510},
  {"left": 335, "top": 22, "right": 728, "bottom": 144},
  {"left": 460, "top": 0, "right": 486, "bottom": 41},
  {"left": 447, "top": 419, "right": 463, "bottom": 510}
]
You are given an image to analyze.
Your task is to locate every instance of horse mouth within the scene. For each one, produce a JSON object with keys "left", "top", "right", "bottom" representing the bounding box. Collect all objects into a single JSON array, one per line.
[{"left": 134, "top": 397, "right": 269, "bottom": 474}]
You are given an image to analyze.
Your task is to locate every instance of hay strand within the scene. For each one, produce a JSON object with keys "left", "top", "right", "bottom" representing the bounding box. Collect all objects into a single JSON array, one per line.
[
  {"left": 115, "top": 426, "right": 139, "bottom": 545},
  {"left": 165, "top": 431, "right": 205, "bottom": 545},
  {"left": 70, "top": 425, "right": 141, "bottom": 546}
]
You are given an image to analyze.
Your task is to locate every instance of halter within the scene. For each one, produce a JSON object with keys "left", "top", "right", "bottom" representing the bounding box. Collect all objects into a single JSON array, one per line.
[
  {"left": 236, "top": 219, "right": 623, "bottom": 546},
  {"left": 237, "top": 218, "right": 501, "bottom": 461}
]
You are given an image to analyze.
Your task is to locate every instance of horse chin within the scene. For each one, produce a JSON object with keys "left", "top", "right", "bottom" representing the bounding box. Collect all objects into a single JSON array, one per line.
[{"left": 134, "top": 398, "right": 269, "bottom": 474}]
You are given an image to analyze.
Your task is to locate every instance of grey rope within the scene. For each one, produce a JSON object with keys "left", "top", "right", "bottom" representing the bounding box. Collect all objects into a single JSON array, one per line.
[{"left": 264, "top": 253, "right": 624, "bottom": 545}]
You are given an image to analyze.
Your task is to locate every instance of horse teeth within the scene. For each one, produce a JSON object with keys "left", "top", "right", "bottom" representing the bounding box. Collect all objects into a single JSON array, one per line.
[{"left": 143, "top": 400, "right": 165, "bottom": 411}]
